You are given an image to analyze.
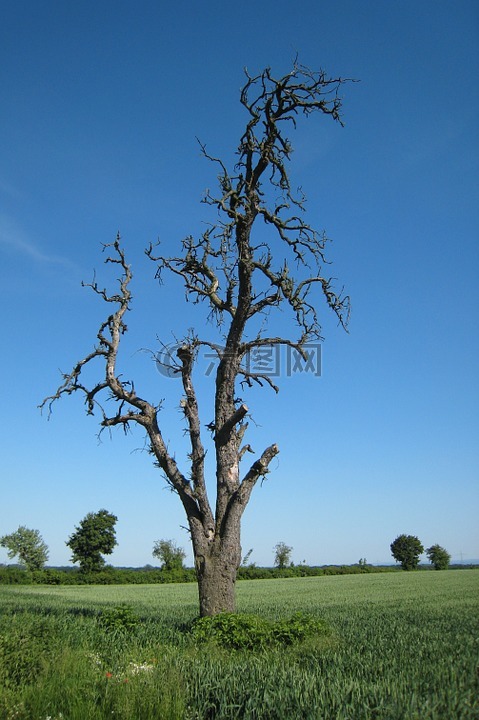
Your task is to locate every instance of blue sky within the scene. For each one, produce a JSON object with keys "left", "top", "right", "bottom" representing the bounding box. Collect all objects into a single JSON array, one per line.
[{"left": 1, "top": 0, "right": 478, "bottom": 568}]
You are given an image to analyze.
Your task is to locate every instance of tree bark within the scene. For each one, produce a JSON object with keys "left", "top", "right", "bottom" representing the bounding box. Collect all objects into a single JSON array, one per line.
[{"left": 194, "top": 531, "right": 241, "bottom": 616}]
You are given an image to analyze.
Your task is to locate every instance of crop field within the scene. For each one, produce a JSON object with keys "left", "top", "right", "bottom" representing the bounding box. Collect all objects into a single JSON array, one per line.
[{"left": 0, "top": 570, "right": 478, "bottom": 719}]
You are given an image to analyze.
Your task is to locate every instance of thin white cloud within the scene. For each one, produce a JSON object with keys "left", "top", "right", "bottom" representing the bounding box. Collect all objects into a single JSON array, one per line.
[{"left": 0, "top": 213, "right": 78, "bottom": 270}]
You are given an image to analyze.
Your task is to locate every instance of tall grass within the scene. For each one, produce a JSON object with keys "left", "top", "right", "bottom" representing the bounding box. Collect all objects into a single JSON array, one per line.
[{"left": 0, "top": 570, "right": 478, "bottom": 718}]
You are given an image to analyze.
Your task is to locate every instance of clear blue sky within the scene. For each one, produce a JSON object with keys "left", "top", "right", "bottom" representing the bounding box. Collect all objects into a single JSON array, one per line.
[{"left": 1, "top": 0, "right": 478, "bottom": 568}]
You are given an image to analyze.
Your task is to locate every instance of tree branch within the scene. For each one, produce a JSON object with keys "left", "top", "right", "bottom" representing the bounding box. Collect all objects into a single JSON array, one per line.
[
  {"left": 216, "top": 403, "right": 248, "bottom": 446},
  {"left": 239, "top": 443, "right": 280, "bottom": 502},
  {"left": 177, "top": 341, "right": 214, "bottom": 527},
  {"left": 39, "top": 235, "right": 205, "bottom": 521}
]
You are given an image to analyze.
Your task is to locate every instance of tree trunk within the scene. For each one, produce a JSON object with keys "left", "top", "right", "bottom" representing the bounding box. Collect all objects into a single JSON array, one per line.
[{"left": 194, "top": 530, "right": 241, "bottom": 616}]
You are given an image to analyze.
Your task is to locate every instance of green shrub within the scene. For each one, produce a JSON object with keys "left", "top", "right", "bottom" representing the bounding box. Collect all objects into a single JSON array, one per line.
[
  {"left": 270, "top": 612, "right": 327, "bottom": 644},
  {"left": 191, "top": 611, "right": 328, "bottom": 650},
  {"left": 97, "top": 605, "right": 140, "bottom": 634},
  {"left": 0, "top": 567, "right": 33, "bottom": 584},
  {"left": 191, "top": 613, "right": 269, "bottom": 650}
]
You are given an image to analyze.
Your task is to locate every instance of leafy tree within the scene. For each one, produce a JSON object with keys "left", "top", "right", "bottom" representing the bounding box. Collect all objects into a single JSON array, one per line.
[
  {"left": 390, "top": 534, "right": 424, "bottom": 570},
  {"left": 67, "top": 509, "right": 117, "bottom": 572},
  {"left": 426, "top": 544, "right": 451, "bottom": 570},
  {"left": 274, "top": 542, "right": 293, "bottom": 569},
  {"left": 152, "top": 539, "right": 186, "bottom": 571},
  {"left": 0, "top": 526, "right": 49, "bottom": 570},
  {"left": 41, "top": 62, "right": 352, "bottom": 616}
]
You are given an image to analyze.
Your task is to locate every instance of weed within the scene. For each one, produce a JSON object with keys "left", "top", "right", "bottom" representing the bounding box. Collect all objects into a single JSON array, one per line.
[
  {"left": 97, "top": 604, "right": 139, "bottom": 634},
  {"left": 0, "top": 617, "right": 55, "bottom": 687}
]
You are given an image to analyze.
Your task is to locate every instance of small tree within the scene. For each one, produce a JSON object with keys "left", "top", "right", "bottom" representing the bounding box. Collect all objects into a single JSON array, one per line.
[
  {"left": 67, "top": 509, "right": 117, "bottom": 572},
  {"left": 426, "top": 544, "right": 451, "bottom": 570},
  {"left": 152, "top": 539, "right": 186, "bottom": 571},
  {"left": 0, "top": 526, "right": 49, "bottom": 571},
  {"left": 241, "top": 548, "right": 254, "bottom": 567},
  {"left": 390, "top": 534, "right": 424, "bottom": 571},
  {"left": 274, "top": 541, "right": 293, "bottom": 569}
]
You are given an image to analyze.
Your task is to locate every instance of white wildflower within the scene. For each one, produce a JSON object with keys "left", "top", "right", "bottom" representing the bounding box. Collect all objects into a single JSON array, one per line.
[
  {"left": 128, "top": 661, "right": 155, "bottom": 675},
  {"left": 87, "top": 651, "right": 103, "bottom": 666}
]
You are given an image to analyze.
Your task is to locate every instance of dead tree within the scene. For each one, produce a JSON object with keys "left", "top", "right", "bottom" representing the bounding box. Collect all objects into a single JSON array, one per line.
[{"left": 41, "top": 63, "right": 351, "bottom": 616}]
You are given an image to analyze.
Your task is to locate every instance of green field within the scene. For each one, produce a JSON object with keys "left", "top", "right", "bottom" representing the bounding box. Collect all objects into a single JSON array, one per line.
[{"left": 1, "top": 570, "right": 478, "bottom": 719}]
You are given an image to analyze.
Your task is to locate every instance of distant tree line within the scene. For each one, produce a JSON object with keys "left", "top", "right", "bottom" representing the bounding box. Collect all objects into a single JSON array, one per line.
[
  {"left": 0, "top": 511, "right": 190, "bottom": 575},
  {"left": 0, "top": 565, "right": 196, "bottom": 585},
  {"left": 0, "top": 519, "right": 464, "bottom": 584},
  {"left": 2, "top": 560, "right": 476, "bottom": 586}
]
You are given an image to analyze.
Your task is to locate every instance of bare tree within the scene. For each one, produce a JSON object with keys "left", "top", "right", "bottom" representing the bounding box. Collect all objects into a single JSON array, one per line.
[{"left": 41, "top": 62, "right": 351, "bottom": 616}]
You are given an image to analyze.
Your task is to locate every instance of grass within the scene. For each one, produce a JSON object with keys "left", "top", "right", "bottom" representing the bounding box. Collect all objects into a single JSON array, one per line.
[{"left": 0, "top": 570, "right": 478, "bottom": 719}]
